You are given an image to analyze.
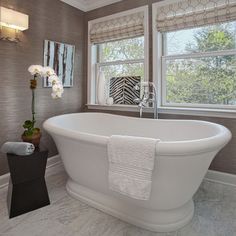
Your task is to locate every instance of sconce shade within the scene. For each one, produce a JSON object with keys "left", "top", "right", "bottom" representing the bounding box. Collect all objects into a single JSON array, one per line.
[{"left": 0, "top": 7, "right": 29, "bottom": 31}]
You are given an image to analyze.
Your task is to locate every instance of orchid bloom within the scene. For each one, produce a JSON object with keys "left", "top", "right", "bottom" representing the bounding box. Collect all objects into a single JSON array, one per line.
[
  {"left": 28, "top": 65, "right": 64, "bottom": 99},
  {"left": 42, "top": 67, "right": 55, "bottom": 77},
  {"left": 48, "top": 74, "right": 64, "bottom": 99},
  {"left": 28, "top": 65, "right": 43, "bottom": 76}
]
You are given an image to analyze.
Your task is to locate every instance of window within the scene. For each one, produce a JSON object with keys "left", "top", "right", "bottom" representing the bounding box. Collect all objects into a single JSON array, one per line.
[
  {"left": 153, "top": 0, "right": 236, "bottom": 113},
  {"left": 163, "top": 22, "right": 236, "bottom": 108},
  {"left": 96, "top": 36, "right": 145, "bottom": 98},
  {"left": 87, "top": 7, "right": 148, "bottom": 106}
]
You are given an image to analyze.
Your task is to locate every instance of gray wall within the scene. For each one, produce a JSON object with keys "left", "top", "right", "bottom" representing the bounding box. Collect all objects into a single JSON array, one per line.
[
  {"left": 0, "top": 0, "right": 235, "bottom": 176},
  {"left": 84, "top": 0, "right": 236, "bottom": 175},
  {"left": 0, "top": 0, "right": 85, "bottom": 175}
]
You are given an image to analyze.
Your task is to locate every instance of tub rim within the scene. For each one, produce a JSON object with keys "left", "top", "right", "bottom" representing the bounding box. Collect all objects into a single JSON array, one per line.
[{"left": 43, "top": 112, "right": 232, "bottom": 156}]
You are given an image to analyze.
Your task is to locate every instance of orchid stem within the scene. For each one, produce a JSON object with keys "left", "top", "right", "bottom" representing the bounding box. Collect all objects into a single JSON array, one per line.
[{"left": 32, "top": 75, "right": 36, "bottom": 127}]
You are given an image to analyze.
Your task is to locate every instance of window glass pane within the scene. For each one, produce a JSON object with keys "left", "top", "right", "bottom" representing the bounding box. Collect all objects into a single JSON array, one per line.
[
  {"left": 99, "top": 62, "right": 144, "bottom": 103},
  {"left": 165, "top": 55, "right": 236, "bottom": 105},
  {"left": 166, "top": 22, "right": 236, "bottom": 55},
  {"left": 100, "top": 62, "right": 144, "bottom": 81},
  {"left": 99, "top": 37, "right": 144, "bottom": 62}
]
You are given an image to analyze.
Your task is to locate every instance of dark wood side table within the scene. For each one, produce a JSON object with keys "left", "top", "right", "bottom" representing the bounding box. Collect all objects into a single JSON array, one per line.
[{"left": 7, "top": 146, "right": 50, "bottom": 218}]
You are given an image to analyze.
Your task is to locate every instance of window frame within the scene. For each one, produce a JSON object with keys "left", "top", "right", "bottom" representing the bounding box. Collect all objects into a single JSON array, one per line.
[
  {"left": 87, "top": 6, "right": 149, "bottom": 106},
  {"left": 152, "top": 1, "right": 236, "bottom": 118}
]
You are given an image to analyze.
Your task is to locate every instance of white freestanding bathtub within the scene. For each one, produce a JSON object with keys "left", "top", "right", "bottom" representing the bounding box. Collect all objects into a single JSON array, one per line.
[{"left": 43, "top": 112, "right": 231, "bottom": 232}]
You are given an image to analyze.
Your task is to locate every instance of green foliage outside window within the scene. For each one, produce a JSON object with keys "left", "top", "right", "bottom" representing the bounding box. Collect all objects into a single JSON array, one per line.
[
  {"left": 166, "top": 23, "right": 236, "bottom": 105},
  {"left": 98, "top": 37, "right": 145, "bottom": 82}
]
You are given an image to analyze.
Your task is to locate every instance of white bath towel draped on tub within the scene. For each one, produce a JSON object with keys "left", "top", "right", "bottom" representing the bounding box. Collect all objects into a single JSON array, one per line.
[{"left": 107, "top": 135, "right": 160, "bottom": 200}]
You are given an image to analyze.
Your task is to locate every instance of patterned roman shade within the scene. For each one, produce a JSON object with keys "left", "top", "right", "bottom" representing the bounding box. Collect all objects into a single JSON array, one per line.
[
  {"left": 155, "top": 0, "right": 236, "bottom": 32},
  {"left": 90, "top": 12, "right": 144, "bottom": 44}
]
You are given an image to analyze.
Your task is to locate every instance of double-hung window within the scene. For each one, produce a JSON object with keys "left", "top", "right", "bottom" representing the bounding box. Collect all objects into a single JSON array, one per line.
[
  {"left": 87, "top": 7, "right": 148, "bottom": 107},
  {"left": 153, "top": 0, "right": 236, "bottom": 112}
]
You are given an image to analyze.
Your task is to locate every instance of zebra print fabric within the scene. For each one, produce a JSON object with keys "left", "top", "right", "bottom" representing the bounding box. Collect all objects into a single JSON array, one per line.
[{"left": 109, "top": 76, "right": 141, "bottom": 105}]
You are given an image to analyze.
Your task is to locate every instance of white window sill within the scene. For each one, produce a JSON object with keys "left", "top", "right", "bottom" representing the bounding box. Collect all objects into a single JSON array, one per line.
[
  {"left": 87, "top": 104, "right": 151, "bottom": 112},
  {"left": 86, "top": 104, "right": 236, "bottom": 118}
]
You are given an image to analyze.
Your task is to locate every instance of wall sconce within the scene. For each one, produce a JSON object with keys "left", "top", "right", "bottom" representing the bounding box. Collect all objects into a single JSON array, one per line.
[{"left": 0, "top": 6, "right": 29, "bottom": 42}]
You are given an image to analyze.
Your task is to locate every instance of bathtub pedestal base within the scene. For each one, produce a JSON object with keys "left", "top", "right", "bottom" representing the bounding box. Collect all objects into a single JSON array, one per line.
[{"left": 66, "top": 179, "right": 194, "bottom": 232}]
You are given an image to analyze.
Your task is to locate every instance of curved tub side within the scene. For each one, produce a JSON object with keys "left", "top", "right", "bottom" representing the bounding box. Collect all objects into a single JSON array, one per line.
[{"left": 47, "top": 128, "right": 220, "bottom": 209}]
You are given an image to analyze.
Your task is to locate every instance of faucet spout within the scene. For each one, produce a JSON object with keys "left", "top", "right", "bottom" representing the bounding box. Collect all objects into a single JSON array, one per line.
[{"left": 133, "top": 82, "right": 158, "bottom": 119}]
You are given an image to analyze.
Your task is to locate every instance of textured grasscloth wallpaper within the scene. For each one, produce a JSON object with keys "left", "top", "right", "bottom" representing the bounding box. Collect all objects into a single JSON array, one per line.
[
  {"left": 0, "top": 0, "right": 235, "bottom": 176},
  {"left": 0, "top": 0, "right": 85, "bottom": 175},
  {"left": 84, "top": 0, "right": 236, "bottom": 175}
]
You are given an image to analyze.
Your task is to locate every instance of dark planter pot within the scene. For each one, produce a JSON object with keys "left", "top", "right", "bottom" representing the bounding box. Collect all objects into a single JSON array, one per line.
[{"left": 21, "top": 132, "right": 41, "bottom": 147}]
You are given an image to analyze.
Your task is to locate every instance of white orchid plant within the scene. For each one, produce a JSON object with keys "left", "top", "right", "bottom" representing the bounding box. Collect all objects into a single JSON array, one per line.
[
  {"left": 28, "top": 65, "right": 64, "bottom": 98},
  {"left": 22, "top": 65, "right": 64, "bottom": 138}
]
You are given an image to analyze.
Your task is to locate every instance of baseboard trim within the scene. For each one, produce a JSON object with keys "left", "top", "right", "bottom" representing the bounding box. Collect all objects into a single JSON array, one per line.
[
  {"left": 1, "top": 158, "right": 236, "bottom": 189},
  {"left": 45, "top": 155, "right": 62, "bottom": 170},
  {"left": 0, "top": 173, "right": 9, "bottom": 189},
  {"left": 205, "top": 170, "right": 236, "bottom": 187},
  {"left": 0, "top": 155, "right": 62, "bottom": 189}
]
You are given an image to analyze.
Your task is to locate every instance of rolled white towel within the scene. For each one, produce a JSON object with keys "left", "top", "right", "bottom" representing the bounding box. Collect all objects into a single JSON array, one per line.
[{"left": 1, "top": 142, "right": 35, "bottom": 156}]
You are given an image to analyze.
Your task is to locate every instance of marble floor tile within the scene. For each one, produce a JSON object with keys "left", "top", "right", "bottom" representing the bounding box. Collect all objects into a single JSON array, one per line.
[{"left": 0, "top": 169, "right": 236, "bottom": 236}]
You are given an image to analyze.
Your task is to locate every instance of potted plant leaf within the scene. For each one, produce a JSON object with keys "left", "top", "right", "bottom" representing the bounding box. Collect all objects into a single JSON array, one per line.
[{"left": 21, "top": 65, "right": 64, "bottom": 147}]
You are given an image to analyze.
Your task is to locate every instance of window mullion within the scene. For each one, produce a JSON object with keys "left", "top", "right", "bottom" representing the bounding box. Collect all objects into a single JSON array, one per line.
[
  {"left": 162, "top": 49, "right": 236, "bottom": 61},
  {"left": 97, "top": 58, "right": 145, "bottom": 67}
]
